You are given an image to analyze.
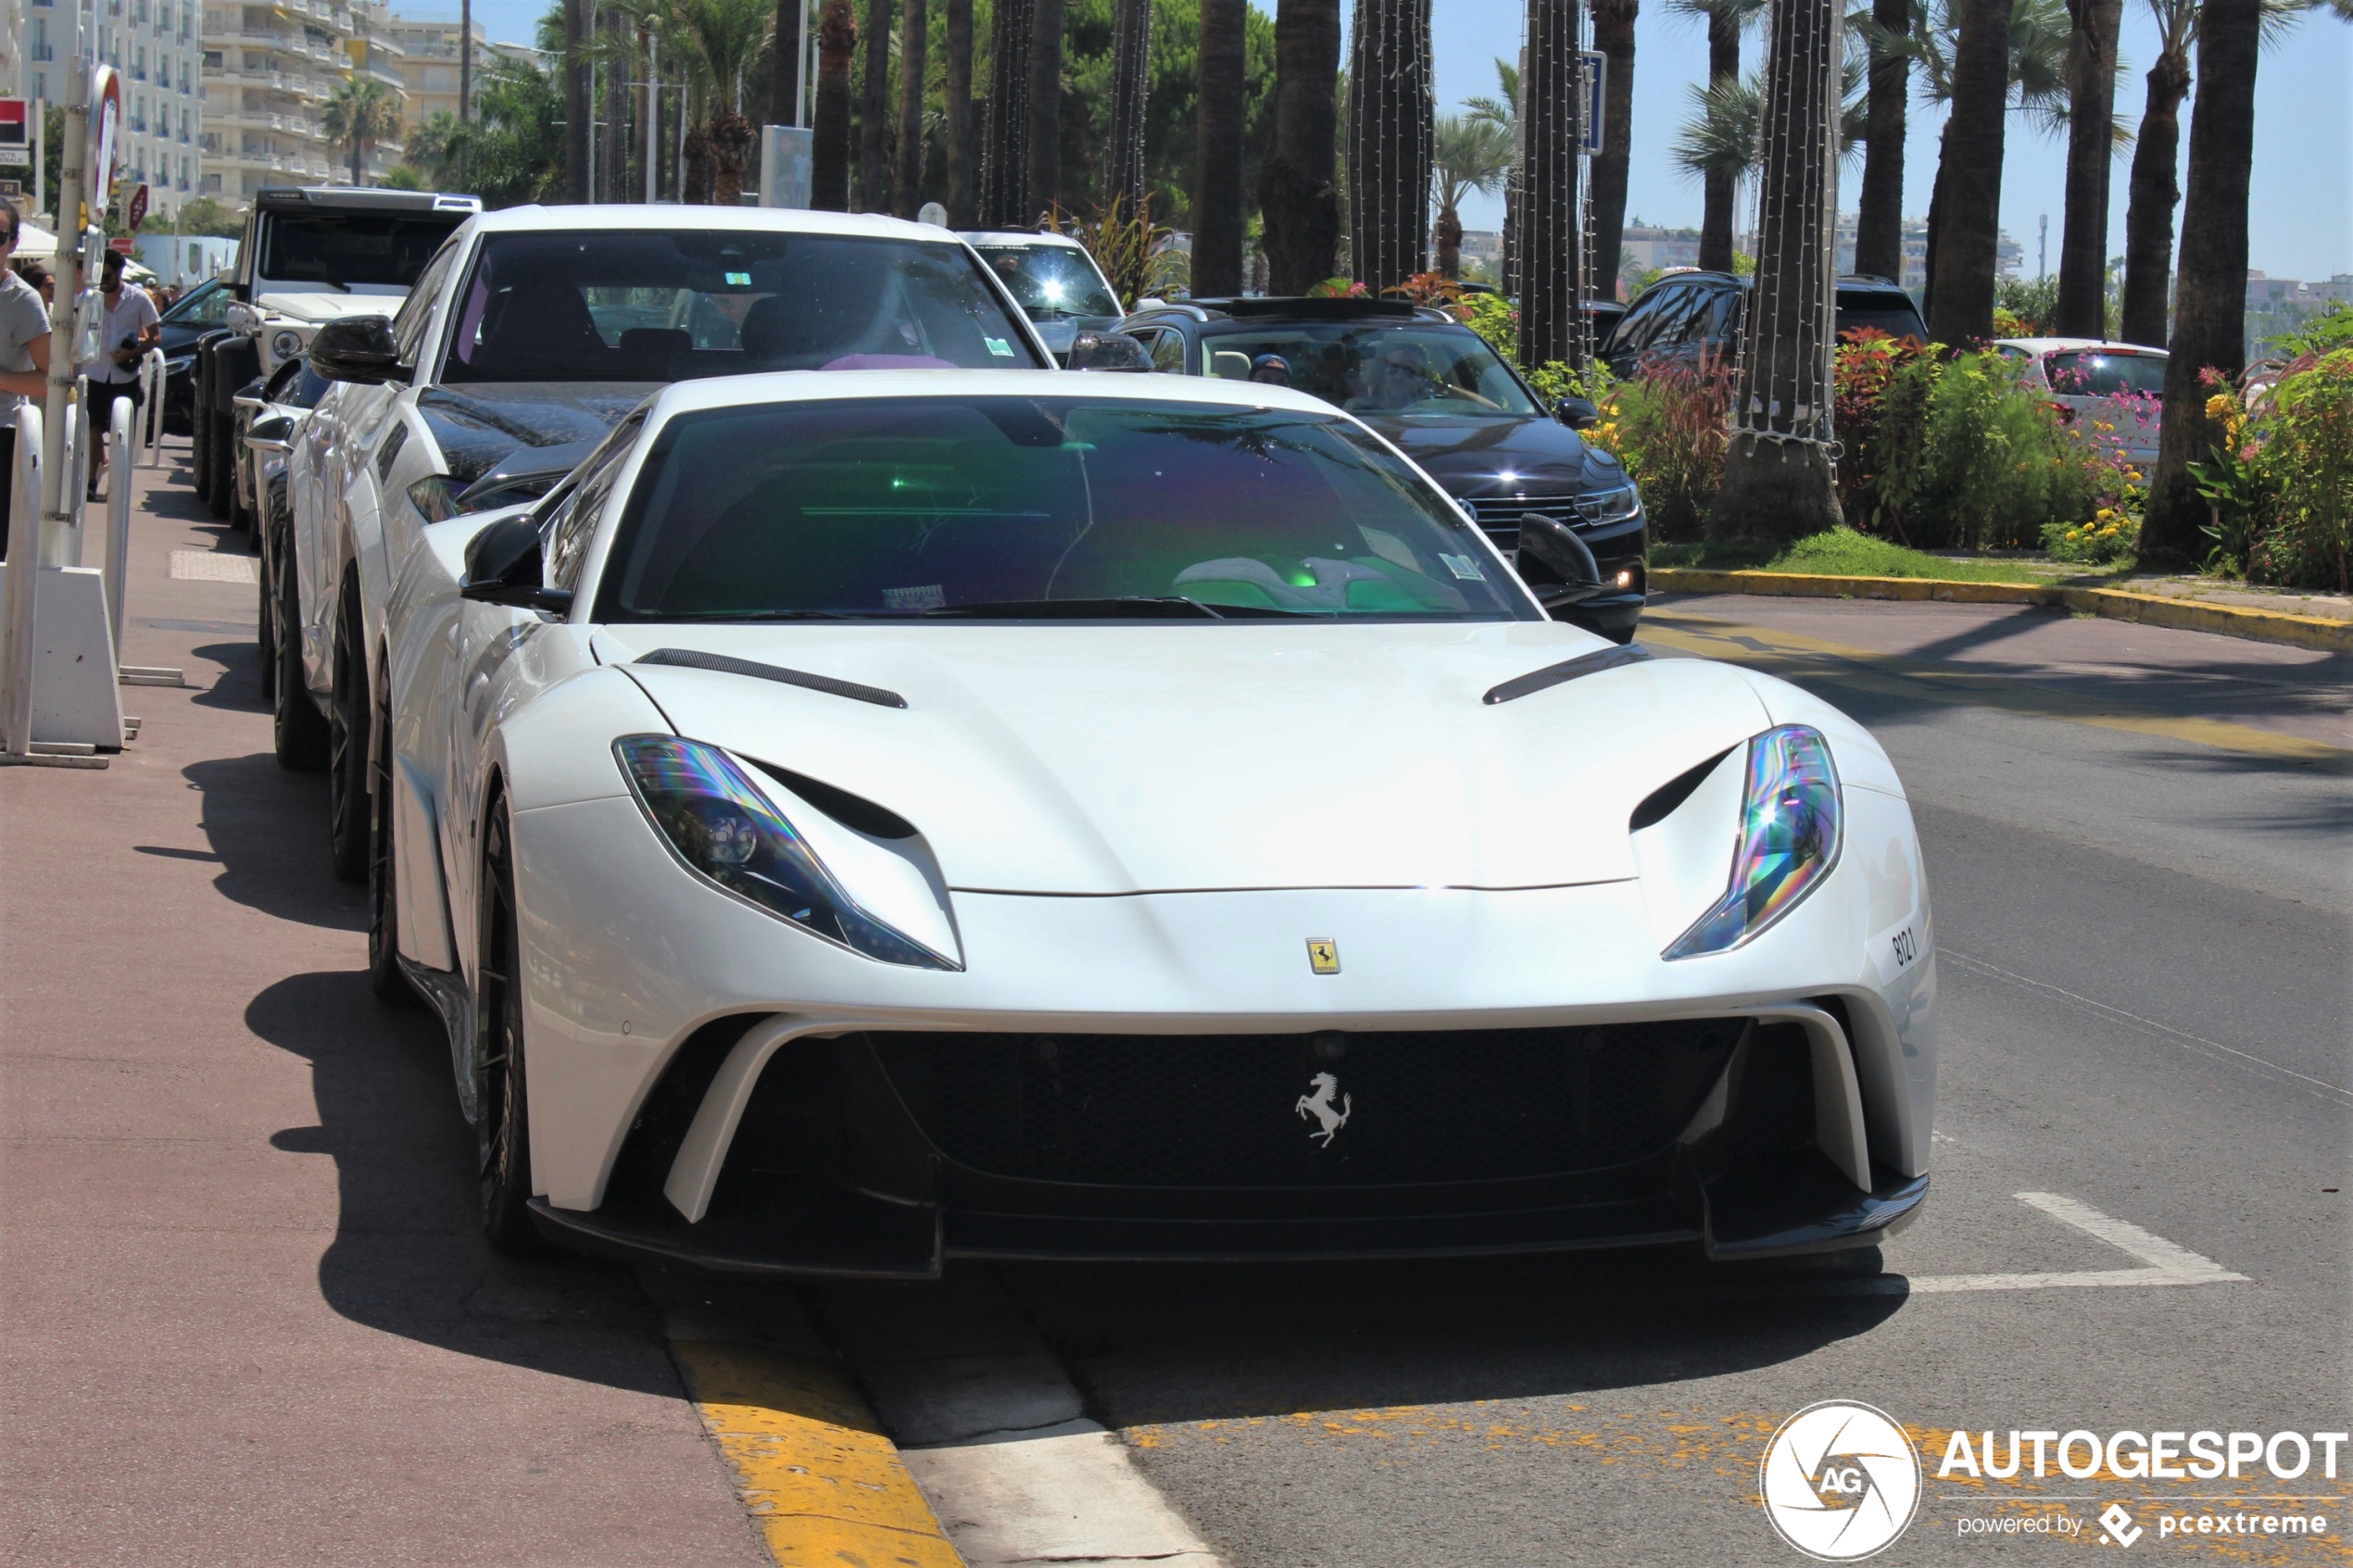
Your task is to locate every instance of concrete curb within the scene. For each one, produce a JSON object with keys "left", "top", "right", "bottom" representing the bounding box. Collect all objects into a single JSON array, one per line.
[{"left": 1648, "top": 568, "right": 2353, "bottom": 653}]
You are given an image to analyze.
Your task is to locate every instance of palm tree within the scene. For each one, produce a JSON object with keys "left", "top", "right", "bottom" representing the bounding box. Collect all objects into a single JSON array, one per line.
[
  {"left": 944, "top": 0, "right": 975, "bottom": 222},
  {"left": 2118, "top": 0, "right": 2195, "bottom": 345},
  {"left": 668, "top": 0, "right": 774, "bottom": 204},
  {"left": 1105, "top": 0, "right": 1154, "bottom": 216},
  {"left": 2054, "top": 0, "right": 2124, "bottom": 335},
  {"left": 1258, "top": 0, "right": 1341, "bottom": 293},
  {"left": 322, "top": 77, "right": 402, "bottom": 187},
  {"left": 1591, "top": 0, "right": 1641, "bottom": 300},
  {"left": 812, "top": 0, "right": 855, "bottom": 207},
  {"left": 1348, "top": 0, "right": 1435, "bottom": 292},
  {"left": 855, "top": 0, "right": 887, "bottom": 210},
  {"left": 1430, "top": 116, "right": 1514, "bottom": 278},
  {"left": 1194, "top": 0, "right": 1249, "bottom": 293},
  {"left": 1464, "top": 57, "right": 1519, "bottom": 288},
  {"left": 1026, "top": 0, "right": 1068, "bottom": 220},
  {"left": 892, "top": 0, "right": 926, "bottom": 215},
  {"left": 1669, "top": 0, "right": 1764, "bottom": 271},
  {"left": 979, "top": 0, "right": 1033, "bottom": 225},
  {"left": 409, "top": 57, "right": 564, "bottom": 207},
  {"left": 1517, "top": 0, "right": 1583, "bottom": 364},
  {"left": 1670, "top": 59, "right": 1865, "bottom": 202},
  {"left": 771, "top": 0, "right": 802, "bottom": 128},
  {"left": 1853, "top": 0, "right": 1910, "bottom": 280},
  {"left": 1714, "top": 0, "right": 1846, "bottom": 538},
  {"left": 1927, "top": 0, "right": 2011, "bottom": 345},
  {"left": 563, "top": 0, "right": 591, "bottom": 199}
]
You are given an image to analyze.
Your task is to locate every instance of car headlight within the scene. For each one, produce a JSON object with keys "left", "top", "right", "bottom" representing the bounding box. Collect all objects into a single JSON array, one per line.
[
  {"left": 615, "top": 734, "right": 959, "bottom": 971},
  {"left": 1575, "top": 483, "right": 1642, "bottom": 526},
  {"left": 1664, "top": 725, "right": 1841, "bottom": 960},
  {"left": 269, "top": 328, "right": 305, "bottom": 362}
]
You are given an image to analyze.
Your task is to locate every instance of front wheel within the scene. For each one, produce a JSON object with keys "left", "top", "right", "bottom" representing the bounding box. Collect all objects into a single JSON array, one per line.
[
  {"left": 272, "top": 551, "right": 330, "bottom": 771},
  {"left": 326, "top": 588, "right": 371, "bottom": 883},
  {"left": 478, "top": 803, "right": 548, "bottom": 1256}
]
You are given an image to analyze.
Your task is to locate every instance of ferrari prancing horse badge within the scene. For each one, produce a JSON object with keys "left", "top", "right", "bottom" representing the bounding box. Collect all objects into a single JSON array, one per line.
[{"left": 1306, "top": 939, "right": 1340, "bottom": 975}]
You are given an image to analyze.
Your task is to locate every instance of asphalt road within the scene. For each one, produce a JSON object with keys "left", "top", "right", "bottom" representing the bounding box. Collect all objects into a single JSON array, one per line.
[{"left": 4, "top": 455, "right": 2346, "bottom": 1566}]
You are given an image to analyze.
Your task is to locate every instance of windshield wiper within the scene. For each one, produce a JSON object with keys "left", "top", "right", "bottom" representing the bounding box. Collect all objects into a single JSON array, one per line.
[{"left": 921, "top": 596, "right": 1235, "bottom": 620}]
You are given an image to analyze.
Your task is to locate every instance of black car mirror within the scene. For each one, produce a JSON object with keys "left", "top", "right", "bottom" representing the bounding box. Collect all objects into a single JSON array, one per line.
[
  {"left": 1517, "top": 511, "right": 1607, "bottom": 602},
  {"left": 460, "top": 512, "right": 573, "bottom": 613},
  {"left": 307, "top": 315, "right": 402, "bottom": 384},
  {"left": 244, "top": 413, "right": 295, "bottom": 452},
  {"left": 1554, "top": 395, "right": 1602, "bottom": 430},
  {"left": 1067, "top": 331, "right": 1154, "bottom": 371}
]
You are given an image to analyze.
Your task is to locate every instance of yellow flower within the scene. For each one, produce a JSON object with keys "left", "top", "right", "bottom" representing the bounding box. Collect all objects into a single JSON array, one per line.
[{"left": 2205, "top": 393, "right": 2233, "bottom": 422}]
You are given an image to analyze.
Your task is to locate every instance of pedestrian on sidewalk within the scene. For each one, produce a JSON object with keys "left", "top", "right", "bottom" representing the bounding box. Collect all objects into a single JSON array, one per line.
[
  {"left": 0, "top": 202, "right": 57, "bottom": 561},
  {"left": 80, "top": 250, "right": 159, "bottom": 502}
]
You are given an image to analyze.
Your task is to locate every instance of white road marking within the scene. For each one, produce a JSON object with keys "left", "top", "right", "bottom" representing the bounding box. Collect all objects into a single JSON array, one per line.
[
  {"left": 168, "top": 549, "right": 258, "bottom": 584},
  {"left": 1838, "top": 1191, "right": 2250, "bottom": 1296}
]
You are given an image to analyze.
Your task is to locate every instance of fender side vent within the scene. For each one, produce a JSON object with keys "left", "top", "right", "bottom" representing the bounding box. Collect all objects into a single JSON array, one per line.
[
  {"left": 1629, "top": 746, "right": 1735, "bottom": 832},
  {"left": 637, "top": 647, "right": 907, "bottom": 709}
]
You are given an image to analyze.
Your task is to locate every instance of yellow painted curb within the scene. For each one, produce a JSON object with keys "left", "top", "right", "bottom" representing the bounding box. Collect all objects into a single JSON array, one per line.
[
  {"left": 672, "top": 1337, "right": 963, "bottom": 1568},
  {"left": 1648, "top": 568, "right": 2353, "bottom": 653}
]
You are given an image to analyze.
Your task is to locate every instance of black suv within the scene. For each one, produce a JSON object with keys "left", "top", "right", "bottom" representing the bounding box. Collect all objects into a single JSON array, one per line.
[
  {"left": 1599, "top": 272, "right": 1928, "bottom": 378},
  {"left": 1113, "top": 296, "right": 1649, "bottom": 641}
]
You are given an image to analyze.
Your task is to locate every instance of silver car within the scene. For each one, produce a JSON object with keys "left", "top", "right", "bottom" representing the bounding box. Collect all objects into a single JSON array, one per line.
[{"left": 1997, "top": 337, "right": 2168, "bottom": 465}]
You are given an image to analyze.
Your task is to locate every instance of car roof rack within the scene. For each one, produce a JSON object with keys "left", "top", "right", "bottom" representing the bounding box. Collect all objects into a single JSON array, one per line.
[{"left": 253, "top": 186, "right": 483, "bottom": 215}]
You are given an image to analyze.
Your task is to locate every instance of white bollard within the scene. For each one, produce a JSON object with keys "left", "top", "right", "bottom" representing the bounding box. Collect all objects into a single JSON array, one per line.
[
  {"left": 61, "top": 396, "right": 87, "bottom": 568},
  {"left": 0, "top": 407, "right": 43, "bottom": 755},
  {"left": 106, "top": 395, "right": 133, "bottom": 656},
  {"left": 137, "top": 348, "right": 166, "bottom": 469}
]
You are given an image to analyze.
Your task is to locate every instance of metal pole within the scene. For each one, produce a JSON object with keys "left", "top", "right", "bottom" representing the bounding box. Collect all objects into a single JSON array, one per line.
[
  {"left": 32, "top": 101, "right": 44, "bottom": 221},
  {"left": 105, "top": 395, "right": 131, "bottom": 653},
  {"left": 645, "top": 38, "right": 659, "bottom": 202}
]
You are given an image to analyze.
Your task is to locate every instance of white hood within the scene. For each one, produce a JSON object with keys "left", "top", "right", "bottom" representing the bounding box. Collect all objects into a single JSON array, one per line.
[
  {"left": 599, "top": 622, "right": 1772, "bottom": 896},
  {"left": 255, "top": 290, "right": 405, "bottom": 325}
]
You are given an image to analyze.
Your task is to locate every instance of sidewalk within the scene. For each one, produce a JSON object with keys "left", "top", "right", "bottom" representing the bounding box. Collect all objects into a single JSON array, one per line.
[{"left": 0, "top": 446, "right": 768, "bottom": 1566}]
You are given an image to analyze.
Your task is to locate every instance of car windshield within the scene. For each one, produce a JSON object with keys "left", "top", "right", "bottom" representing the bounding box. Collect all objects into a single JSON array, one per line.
[
  {"left": 440, "top": 231, "right": 1043, "bottom": 384},
  {"left": 974, "top": 245, "right": 1122, "bottom": 319},
  {"left": 598, "top": 397, "right": 1536, "bottom": 623},
  {"left": 1196, "top": 323, "right": 1544, "bottom": 417},
  {"left": 2045, "top": 350, "right": 2168, "bottom": 396},
  {"left": 163, "top": 280, "right": 232, "bottom": 327},
  {"left": 257, "top": 212, "right": 472, "bottom": 288},
  {"left": 1833, "top": 295, "right": 1927, "bottom": 344}
]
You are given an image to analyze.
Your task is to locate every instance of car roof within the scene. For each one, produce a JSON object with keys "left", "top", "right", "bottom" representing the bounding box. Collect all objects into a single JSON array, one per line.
[
  {"left": 1126, "top": 298, "right": 1458, "bottom": 328},
  {"left": 1995, "top": 337, "right": 2168, "bottom": 354},
  {"left": 958, "top": 230, "right": 1089, "bottom": 250},
  {"left": 644, "top": 368, "right": 1349, "bottom": 423},
  {"left": 459, "top": 204, "right": 963, "bottom": 244},
  {"left": 1640, "top": 270, "right": 1914, "bottom": 295}
]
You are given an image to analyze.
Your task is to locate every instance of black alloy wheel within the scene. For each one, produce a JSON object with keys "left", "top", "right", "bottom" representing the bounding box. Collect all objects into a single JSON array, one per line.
[
  {"left": 326, "top": 583, "right": 371, "bottom": 883},
  {"left": 477, "top": 802, "right": 548, "bottom": 1255},
  {"left": 271, "top": 548, "right": 330, "bottom": 771},
  {"left": 365, "top": 686, "right": 416, "bottom": 1008}
]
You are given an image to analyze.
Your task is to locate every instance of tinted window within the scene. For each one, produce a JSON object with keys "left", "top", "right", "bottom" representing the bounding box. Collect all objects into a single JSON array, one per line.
[
  {"left": 440, "top": 231, "right": 1042, "bottom": 384},
  {"left": 545, "top": 415, "right": 644, "bottom": 591},
  {"left": 262, "top": 357, "right": 333, "bottom": 409},
  {"left": 974, "top": 244, "right": 1121, "bottom": 318},
  {"left": 2045, "top": 350, "right": 2167, "bottom": 395},
  {"left": 257, "top": 212, "right": 472, "bottom": 288},
  {"left": 393, "top": 242, "right": 460, "bottom": 367},
  {"left": 1144, "top": 327, "right": 1188, "bottom": 373},
  {"left": 598, "top": 397, "right": 1534, "bottom": 623},
  {"left": 1606, "top": 291, "right": 1673, "bottom": 355},
  {"left": 164, "top": 279, "right": 233, "bottom": 327},
  {"left": 1835, "top": 289, "right": 1927, "bottom": 343},
  {"left": 1197, "top": 323, "right": 1541, "bottom": 416}
]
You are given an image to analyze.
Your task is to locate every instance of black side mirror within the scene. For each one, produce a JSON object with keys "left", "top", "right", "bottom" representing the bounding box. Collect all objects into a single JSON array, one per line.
[
  {"left": 244, "top": 413, "right": 295, "bottom": 453},
  {"left": 1555, "top": 395, "right": 1602, "bottom": 430},
  {"left": 460, "top": 512, "right": 573, "bottom": 613},
  {"left": 308, "top": 315, "right": 401, "bottom": 384},
  {"left": 1516, "top": 511, "right": 1607, "bottom": 603},
  {"left": 1067, "top": 331, "right": 1153, "bottom": 371}
]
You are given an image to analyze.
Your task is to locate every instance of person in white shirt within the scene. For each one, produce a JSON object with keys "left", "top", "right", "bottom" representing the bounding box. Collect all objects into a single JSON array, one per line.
[
  {"left": 0, "top": 203, "right": 57, "bottom": 560},
  {"left": 80, "top": 251, "right": 160, "bottom": 501}
]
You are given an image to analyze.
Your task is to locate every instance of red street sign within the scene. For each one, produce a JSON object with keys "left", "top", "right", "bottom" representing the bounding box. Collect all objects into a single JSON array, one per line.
[
  {"left": 126, "top": 183, "right": 149, "bottom": 230},
  {"left": 108, "top": 236, "right": 133, "bottom": 255},
  {"left": 0, "top": 100, "right": 27, "bottom": 148}
]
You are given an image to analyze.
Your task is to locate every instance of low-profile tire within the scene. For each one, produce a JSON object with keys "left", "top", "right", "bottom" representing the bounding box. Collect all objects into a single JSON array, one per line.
[
  {"left": 478, "top": 802, "right": 549, "bottom": 1256},
  {"left": 272, "top": 551, "right": 330, "bottom": 771},
  {"left": 326, "top": 586, "right": 371, "bottom": 883},
  {"left": 202, "top": 408, "right": 232, "bottom": 518},
  {"left": 365, "top": 693, "right": 417, "bottom": 1008},
  {"left": 189, "top": 348, "right": 212, "bottom": 498}
]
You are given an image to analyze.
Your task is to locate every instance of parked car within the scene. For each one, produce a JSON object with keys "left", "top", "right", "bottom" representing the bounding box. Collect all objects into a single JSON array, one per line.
[
  {"left": 1996, "top": 338, "right": 2167, "bottom": 464},
  {"left": 960, "top": 230, "right": 1126, "bottom": 362},
  {"left": 158, "top": 277, "right": 235, "bottom": 436},
  {"left": 282, "top": 204, "right": 1051, "bottom": 886},
  {"left": 239, "top": 356, "right": 334, "bottom": 719},
  {"left": 1599, "top": 272, "right": 1928, "bottom": 378},
  {"left": 371, "top": 367, "right": 1935, "bottom": 1273},
  {"left": 1113, "top": 295, "right": 1649, "bottom": 641}
]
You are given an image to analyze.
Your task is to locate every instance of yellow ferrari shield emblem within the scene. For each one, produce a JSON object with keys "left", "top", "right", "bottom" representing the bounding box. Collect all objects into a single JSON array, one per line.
[{"left": 1306, "top": 939, "right": 1340, "bottom": 975}]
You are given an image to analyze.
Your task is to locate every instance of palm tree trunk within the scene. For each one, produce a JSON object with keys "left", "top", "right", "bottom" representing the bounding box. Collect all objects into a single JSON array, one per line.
[
  {"left": 2141, "top": 0, "right": 2259, "bottom": 566},
  {"left": 773, "top": 0, "right": 805, "bottom": 126},
  {"left": 1259, "top": 0, "right": 1341, "bottom": 293},
  {"left": 1926, "top": 0, "right": 2010, "bottom": 345},
  {"left": 893, "top": 0, "right": 928, "bottom": 215},
  {"left": 1590, "top": 0, "right": 1638, "bottom": 300},
  {"left": 1435, "top": 205, "right": 1464, "bottom": 277},
  {"left": 2055, "top": 0, "right": 2121, "bottom": 337},
  {"left": 599, "top": 5, "right": 629, "bottom": 204},
  {"left": 856, "top": 0, "right": 891, "bottom": 210},
  {"left": 812, "top": 0, "right": 856, "bottom": 209},
  {"left": 1698, "top": 4, "right": 1740, "bottom": 272},
  {"left": 1106, "top": 0, "right": 1155, "bottom": 215},
  {"left": 1854, "top": 0, "right": 1906, "bottom": 281},
  {"left": 1346, "top": 0, "right": 1434, "bottom": 292},
  {"left": 1520, "top": 0, "right": 1583, "bottom": 363},
  {"left": 1193, "top": 0, "right": 1249, "bottom": 294},
  {"left": 945, "top": 0, "right": 975, "bottom": 222},
  {"left": 981, "top": 0, "right": 1035, "bottom": 225},
  {"left": 2118, "top": 46, "right": 2187, "bottom": 346},
  {"left": 1025, "top": 0, "right": 1067, "bottom": 220},
  {"left": 562, "top": 0, "right": 590, "bottom": 201}
]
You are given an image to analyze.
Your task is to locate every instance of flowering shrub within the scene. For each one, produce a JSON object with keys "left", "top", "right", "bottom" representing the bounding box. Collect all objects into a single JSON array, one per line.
[
  {"left": 2045, "top": 505, "right": 2140, "bottom": 563},
  {"left": 1583, "top": 359, "right": 1737, "bottom": 542},
  {"left": 1308, "top": 277, "right": 1368, "bottom": 298},
  {"left": 2196, "top": 348, "right": 2353, "bottom": 590}
]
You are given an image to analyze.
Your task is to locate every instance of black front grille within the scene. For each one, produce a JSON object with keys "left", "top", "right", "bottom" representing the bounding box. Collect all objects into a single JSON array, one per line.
[
  {"left": 868, "top": 1021, "right": 1749, "bottom": 1188},
  {"left": 1463, "top": 490, "right": 1639, "bottom": 555}
]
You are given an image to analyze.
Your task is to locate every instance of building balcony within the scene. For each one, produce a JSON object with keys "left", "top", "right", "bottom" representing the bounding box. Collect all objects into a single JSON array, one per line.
[{"left": 30, "top": 44, "right": 56, "bottom": 61}]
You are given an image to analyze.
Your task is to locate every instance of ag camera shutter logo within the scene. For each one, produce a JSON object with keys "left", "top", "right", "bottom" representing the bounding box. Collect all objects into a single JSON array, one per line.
[{"left": 1760, "top": 1400, "right": 1923, "bottom": 1561}]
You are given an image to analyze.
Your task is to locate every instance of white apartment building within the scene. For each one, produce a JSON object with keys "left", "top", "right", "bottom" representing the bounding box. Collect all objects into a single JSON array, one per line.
[
  {"left": 384, "top": 11, "right": 481, "bottom": 135},
  {"left": 199, "top": 0, "right": 407, "bottom": 204},
  {"left": 15, "top": 0, "right": 206, "bottom": 218}
]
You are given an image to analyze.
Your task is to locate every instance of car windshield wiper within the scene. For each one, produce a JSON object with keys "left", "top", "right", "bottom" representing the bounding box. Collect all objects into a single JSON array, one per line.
[{"left": 921, "top": 596, "right": 1240, "bottom": 620}]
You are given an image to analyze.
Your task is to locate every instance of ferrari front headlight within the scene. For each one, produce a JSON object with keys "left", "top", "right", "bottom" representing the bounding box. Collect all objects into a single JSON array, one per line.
[
  {"left": 615, "top": 734, "right": 959, "bottom": 971},
  {"left": 1664, "top": 725, "right": 1841, "bottom": 960}
]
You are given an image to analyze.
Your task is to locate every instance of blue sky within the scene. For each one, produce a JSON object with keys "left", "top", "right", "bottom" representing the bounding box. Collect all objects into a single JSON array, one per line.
[{"left": 432, "top": 0, "right": 2349, "bottom": 281}]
